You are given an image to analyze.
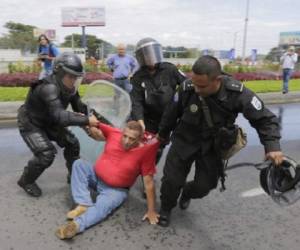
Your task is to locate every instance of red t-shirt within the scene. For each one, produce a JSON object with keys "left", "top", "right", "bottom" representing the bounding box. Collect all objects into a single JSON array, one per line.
[{"left": 94, "top": 123, "right": 160, "bottom": 188}]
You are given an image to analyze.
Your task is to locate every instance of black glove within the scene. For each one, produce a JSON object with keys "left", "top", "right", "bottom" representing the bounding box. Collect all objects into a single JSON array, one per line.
[{"left": 90, "top": 108, "right": 113, "bottom": 126}]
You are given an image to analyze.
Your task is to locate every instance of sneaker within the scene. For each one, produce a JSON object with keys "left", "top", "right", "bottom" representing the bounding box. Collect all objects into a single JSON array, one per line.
[
  {"left": 55, "top": 221, "right": 79, "bottom": 240},
  {"left": 67, "top": 205, "right": 87, "bottom": 219},
  {"left": 18, "top": 178, "right": 42, "bottom": 197},
  {"left": 179, "top": 193, "right": 191, "bottom": 210},
  {"left": 157, "top": 209, "right": 171, "bottom": 227}
]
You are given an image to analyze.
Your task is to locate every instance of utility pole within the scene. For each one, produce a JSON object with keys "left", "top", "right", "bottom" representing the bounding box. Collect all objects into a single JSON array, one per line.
[
  {"left": 242, "top": 0, "right": 250, "bottom": 63},
  {"left": 81, "top": 26, "right": 87, "bottom": 58},
  {"left": 101, "top": 43, "right": 104, "bottom": 61},
  {"left": 233, "top": 31, "right": 239, "bottom": 51},
  {"left": 71, "top": 33, "right": 74, "bottom": 50}
]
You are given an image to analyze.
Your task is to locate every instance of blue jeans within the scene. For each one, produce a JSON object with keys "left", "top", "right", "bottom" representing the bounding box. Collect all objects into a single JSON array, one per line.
[
  {"left": 115, "top": 79, "right": 132, "bottom": 93},
  {"left": 282, "top": 68, "right": 293, "bottom": 93},
  {"left": 71, "top": 159, "right": 128, "bottom": 232}
]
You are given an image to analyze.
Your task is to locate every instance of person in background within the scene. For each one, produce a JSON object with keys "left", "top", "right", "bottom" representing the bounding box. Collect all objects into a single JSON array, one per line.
[
  {"left": 37, "top": 34, "right": 60, "bottom": 80},
  {"left": 106, "top": 43, "right": 137, "bottom": 93},
  {"left": 280, "top": 46, "right": 298, "bottom": 94}
]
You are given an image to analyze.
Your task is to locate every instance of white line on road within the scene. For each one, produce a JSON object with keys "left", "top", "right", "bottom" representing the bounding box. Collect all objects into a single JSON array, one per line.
[{"left": 240, "top": 187, "right": 266, "bottom": 197}]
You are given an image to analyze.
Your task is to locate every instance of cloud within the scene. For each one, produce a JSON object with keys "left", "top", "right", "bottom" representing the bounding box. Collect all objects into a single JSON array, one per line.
[{"left": 1, "top": 0, "right": 300, "bottom": 54}]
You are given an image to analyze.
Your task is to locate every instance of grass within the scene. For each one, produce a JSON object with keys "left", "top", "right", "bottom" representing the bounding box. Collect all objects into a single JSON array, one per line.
[
  {"left": 0, "top": 85, "right": 89, "bottom": 101},
  {"left": 0, "top": 79, "right": 300, "bottom": 101},
  {"left": 244, "top": 79, "right": 300, "bottom": 93}
]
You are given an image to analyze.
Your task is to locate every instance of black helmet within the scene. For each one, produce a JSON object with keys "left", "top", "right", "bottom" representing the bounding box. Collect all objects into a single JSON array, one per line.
[
  {"left": 259, "top": 157, "right": 300, "bottom": 206},
  {"left": 135, "top": 38, "right": 163, "bottom": 67},
  {"left": 53, "top": 52, "right": 84, "bottom": 77}
]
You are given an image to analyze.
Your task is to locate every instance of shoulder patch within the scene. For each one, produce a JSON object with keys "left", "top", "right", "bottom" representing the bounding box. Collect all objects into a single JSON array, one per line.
[
  {"left": 181, "top": 79, "right": 194, "bottom": 91},
  {"left": 251, "top": 96, "right": 262, "bottom": 110},
  {"left": 224, "top": 78, "right": 243, "bottom": 92}
]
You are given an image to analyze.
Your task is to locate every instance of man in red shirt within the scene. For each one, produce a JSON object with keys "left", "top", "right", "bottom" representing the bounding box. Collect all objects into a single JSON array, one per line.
[{"left": 56, "top": 121, "right": 160, "bottom": 240}]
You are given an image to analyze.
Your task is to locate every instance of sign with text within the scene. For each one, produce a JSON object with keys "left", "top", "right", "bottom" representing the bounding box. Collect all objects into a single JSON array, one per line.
[
  {"left": 62, "top": 7, "right": 105, "bottom": 27},
  {"left": 279, "top": 32, "right": 300, "bottom": 45}
]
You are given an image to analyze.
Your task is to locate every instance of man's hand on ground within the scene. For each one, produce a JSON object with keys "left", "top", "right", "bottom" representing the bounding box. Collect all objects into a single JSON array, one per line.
[{"left": 142, "top": 210, "right": 160, "bottom": 225}]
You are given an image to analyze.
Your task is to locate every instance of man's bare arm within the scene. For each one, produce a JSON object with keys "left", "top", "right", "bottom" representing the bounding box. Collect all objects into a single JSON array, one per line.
[{"left": 142, "top": 175, "right": 159, "bottom": 224}]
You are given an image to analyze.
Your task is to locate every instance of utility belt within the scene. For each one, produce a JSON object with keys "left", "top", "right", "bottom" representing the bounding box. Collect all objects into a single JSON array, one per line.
[
  {"left": 200, "top": 98, "right": 247, "bottom": 160},
  {"left": 115, "top": 77, "right": 128, "bottom": 80},
  {"left": 200, "top": 97, "right": 247, "bottom": 191}
]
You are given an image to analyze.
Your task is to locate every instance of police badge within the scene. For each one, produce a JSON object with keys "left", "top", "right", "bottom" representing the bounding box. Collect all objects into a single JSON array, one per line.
[{"left": 190, "top": 104, "right": 198, "bottom": 113}]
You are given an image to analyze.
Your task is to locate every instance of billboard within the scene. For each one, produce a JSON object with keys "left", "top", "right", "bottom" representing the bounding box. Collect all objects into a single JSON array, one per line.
[
  {"left": 279, "top": 32, "right": 300, "bottom": 45},
  {"left": 33, "top": 28, "right": 56, "bottom": 40},
  {"left": 251, "top": 49, "right": 257, "bottom": 64},
  {"left": 62, "top": 7, "right": 105, "bottom": 27}
]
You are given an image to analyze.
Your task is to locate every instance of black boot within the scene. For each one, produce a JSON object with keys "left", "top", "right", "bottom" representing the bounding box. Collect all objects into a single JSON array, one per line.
[
  {"left": 158, "top": 209, "right": 171, "bottom": 227},
  {"left": 179, "top": 192, "right": 191, "bottom": 210},
  {"left": 17, "top": 167, "right": 42, "bottom": 197}
]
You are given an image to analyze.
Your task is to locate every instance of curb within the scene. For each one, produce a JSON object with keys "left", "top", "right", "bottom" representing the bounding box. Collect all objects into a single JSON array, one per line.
[{"left": 0, "top": 93, "right": 300, "bottom": 123}]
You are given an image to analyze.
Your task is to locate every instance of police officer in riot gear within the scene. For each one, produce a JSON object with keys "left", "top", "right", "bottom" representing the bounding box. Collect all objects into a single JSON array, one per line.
[
  {"left": 17, "top": 52, "right": 100, "bottom": 197},
  {"left": 130, "top": 37, "right": 186, "bottom": 160},
  {"left": 157, "top": 55, "right": 284, "bottom": 227}
]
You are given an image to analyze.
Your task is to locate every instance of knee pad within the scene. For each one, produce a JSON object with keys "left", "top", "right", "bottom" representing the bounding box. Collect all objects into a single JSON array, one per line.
[{"left": 35, "top": 149, "right": 56, "bottom": 169}]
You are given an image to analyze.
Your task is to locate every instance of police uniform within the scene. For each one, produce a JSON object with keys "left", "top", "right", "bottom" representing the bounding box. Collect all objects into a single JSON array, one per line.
[
  {"left": 130, "top": 62, "right": 186, "bottom": 134},
  {"left": 18, "top": 75, "right": 90, "bottom": 186},
  {"left": 158, "top": 75, "right": 281, "bottom": 211}
]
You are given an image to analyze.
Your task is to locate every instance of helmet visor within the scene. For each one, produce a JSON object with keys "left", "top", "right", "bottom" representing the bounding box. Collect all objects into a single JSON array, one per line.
[
  {"left": 62, "top": 74, "right": 83, "bottom": 95},
  {"left": 135, "top": 41, "right": 163, "bottom": 67},
  {"left": 62, "top": 65, "right": 84, "bottom": 77}
]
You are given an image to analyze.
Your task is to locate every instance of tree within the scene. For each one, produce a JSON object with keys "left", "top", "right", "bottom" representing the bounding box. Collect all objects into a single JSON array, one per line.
[
  {"left": 0, "top": 21, "right": 37, "bottom": 52},
  {"left": 61, "top": 34, "right": 114, "bottom": 59},
  {"left": 265, "top": 47, "right": 284, "bottom": 62}
]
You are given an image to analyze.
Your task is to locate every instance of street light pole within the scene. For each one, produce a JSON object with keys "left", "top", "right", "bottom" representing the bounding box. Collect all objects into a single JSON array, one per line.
[
  {"left": 233, "top": 31, "right": 239, "bottom": 51},
  {"left": 242, "top": 0, "right": 250, "bottom": 62}
]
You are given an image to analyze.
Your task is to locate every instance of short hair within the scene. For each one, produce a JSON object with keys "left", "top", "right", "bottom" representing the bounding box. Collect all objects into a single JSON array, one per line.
[
  {"left": 38, "top": 34, "right": 49, "bottom": 43},
  {"left": 126, "top": 121, "right": 143, "bottom": 137},
  {"left": 288, "top": 46, "right": 295, "bottom": 51},
  {"left": 192, "top": 55, "right": 222, "bottom": 80}
]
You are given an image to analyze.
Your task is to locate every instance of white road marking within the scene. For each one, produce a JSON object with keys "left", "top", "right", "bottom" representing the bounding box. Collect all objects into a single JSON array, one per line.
[{"left": 240, "top": 187, "right": 266, "bottom": 197}]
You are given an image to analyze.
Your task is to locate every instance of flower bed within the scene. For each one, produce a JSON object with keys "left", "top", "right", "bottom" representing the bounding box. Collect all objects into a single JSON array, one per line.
[
  {"left": 0, "top": 70, "right": 299, "bottom": 87},
  {"left": 0, "top": 72, "right": 113, "bottom": 87}
]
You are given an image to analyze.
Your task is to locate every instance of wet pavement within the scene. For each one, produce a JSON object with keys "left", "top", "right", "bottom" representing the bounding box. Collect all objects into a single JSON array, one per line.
[{"left": 1, "top": 103, "right": 300, "bottom": 250}]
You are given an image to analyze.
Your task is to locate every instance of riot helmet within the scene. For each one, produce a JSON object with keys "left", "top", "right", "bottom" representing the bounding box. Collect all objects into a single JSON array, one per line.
[
  {"left": 53, "top": 52, "right": 84, "bottom": 95},
  {"left": 135, "top": 38, "right": 163, "bottom": 67},
  {"left": 259, "top": 156, "right": 300, "bottom": 206}
]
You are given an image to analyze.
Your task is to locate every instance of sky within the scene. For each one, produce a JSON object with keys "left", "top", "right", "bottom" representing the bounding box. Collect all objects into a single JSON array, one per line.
[{"left": 0, "top": 0, "right": 300, "bottom": 55}]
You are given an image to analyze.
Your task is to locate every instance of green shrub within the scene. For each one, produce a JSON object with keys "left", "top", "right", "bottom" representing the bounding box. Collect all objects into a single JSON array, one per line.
[
  {"left": 84, "top": 59, "right": 110, "bottom": 73},
  {"left": 8, "top": 60, "right": 41, "bottom": 73},
  {"left": 177, "top": 64, "right": 192, "bottom": 72}
]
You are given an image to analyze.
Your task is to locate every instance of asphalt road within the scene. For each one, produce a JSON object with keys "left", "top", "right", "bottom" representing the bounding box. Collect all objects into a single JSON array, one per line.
[{"left": 1, "top": 103, "right": 300, "bottom": 250}]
